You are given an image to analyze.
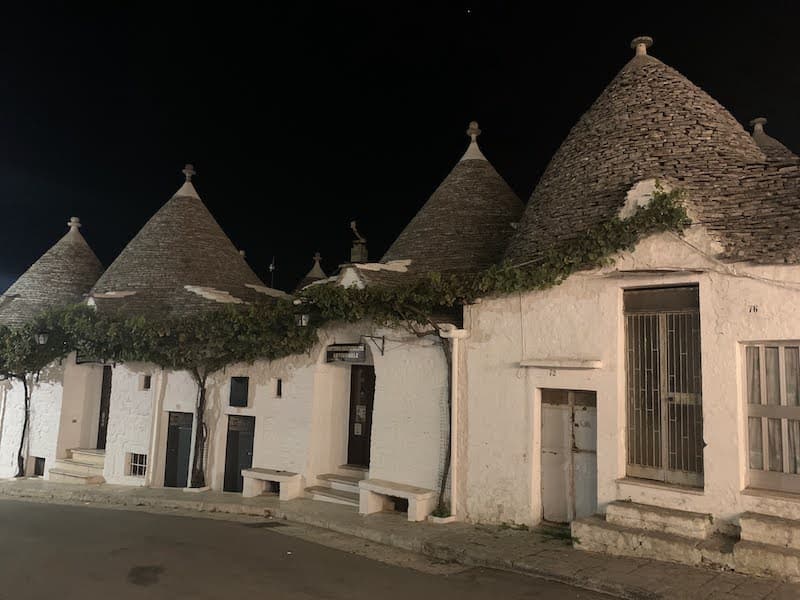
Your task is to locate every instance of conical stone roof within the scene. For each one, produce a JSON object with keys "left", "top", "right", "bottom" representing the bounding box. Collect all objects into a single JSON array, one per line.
[
  {"left": 295, "top": 252, "right": 327, "bottom": 291},
  {"left": 90, "top": 165, "right": 268, "bottom": 317},
  {"left": 505, "top": 36, "right": 796, "bottom": 264},
  {"left": 0, "top": 217, "right": 103, "bottom": 327},
  {"left": 382, "top": 122, "right": 523, "bottom": 274}
]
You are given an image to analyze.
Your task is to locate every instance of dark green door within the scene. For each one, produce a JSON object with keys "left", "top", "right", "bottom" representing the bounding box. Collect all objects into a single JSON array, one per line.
[
  {"left": 164, "top": 412, "right": 193, "bottom": 488},
  {"left": 347, "top": 365, "right": 375, "bottom": 467},
  {"left": 224, "top": 415, "right": 255, "bottom": 492}
]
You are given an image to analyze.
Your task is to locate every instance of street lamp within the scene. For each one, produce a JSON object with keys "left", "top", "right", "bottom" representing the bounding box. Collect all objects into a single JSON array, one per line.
[{"left": 35, "top": 331, "right": 49, "bottom": 346}]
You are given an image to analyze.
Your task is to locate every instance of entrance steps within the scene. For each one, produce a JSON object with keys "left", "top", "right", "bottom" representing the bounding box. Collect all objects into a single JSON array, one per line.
[
  {"left": 304, "top": 466, "right": 367, "bottom": 508},
  {"left": 572, "top": 501, "right": 733, "bottom": 570},
  {"left": 48, "top": 448, "right": 105, "bottom": 485},
  {"left": 734, "top": 512, "right": 800, "bottom": 582}
]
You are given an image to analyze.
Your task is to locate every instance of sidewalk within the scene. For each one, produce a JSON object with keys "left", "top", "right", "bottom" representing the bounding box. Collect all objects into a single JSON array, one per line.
[{"left": 0, "top": 478, "right": 797, "bottom": 600}]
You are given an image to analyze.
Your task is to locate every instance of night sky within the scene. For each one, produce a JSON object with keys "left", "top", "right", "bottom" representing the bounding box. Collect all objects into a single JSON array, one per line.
[{"left": 2, "top": 2, "right": 799, "bottom": 293}]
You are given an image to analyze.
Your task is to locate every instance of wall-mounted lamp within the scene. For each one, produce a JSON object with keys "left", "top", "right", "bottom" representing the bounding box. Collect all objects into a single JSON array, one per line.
[
  {"left": 35, "top": 331, "right": 49, "bottom": 346},
  {"left": 295, "top": 314, "right": 310, "bottom": 327}
]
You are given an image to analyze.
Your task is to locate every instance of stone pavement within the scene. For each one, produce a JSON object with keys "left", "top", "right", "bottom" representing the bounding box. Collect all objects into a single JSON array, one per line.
[{"left": 1, "top": 478, "right": 798, "bottom": 600}]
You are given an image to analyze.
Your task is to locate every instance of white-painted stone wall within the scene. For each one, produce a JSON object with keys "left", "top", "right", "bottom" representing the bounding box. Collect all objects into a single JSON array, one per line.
[
  {"left": 368, "top": 330, "right": 448, "bottom": 491},
  {"left": 0, "top": 354, "right": 102, "bottom": 479},
  {"left": 104, "top": 364, "right": 156, "bottom": 485},
  {"left": 462, "top": 228, "right": 800, "bottom": 529},
  {"left": 103, "top": 322, "right": 449, "bottom": 497}
]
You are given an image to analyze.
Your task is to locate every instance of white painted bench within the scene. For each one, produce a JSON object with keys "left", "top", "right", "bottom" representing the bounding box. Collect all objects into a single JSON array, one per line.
[
  {"left": 241, "top": 468, "right": 303, "bottom": 501},
  {"left": 358, "top": 478, "right": 437, "bottom": 522}
]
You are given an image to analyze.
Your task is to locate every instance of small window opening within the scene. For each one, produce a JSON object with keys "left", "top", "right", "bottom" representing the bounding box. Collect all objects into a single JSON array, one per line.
[
  {"left": 276, "top": 378, "right": 283, "bottom": 398},
  {"left": 230, "top": 377, "right": 249, "bottom": 407},
  {"left": 33, "top": 457, "right": 45, "bottom": 477},
  {"left": 141, "top": 375, "right": 152, "bottom": 390},
  {"left": 128, "top": 453, "right": 147, "bottom": 477}
]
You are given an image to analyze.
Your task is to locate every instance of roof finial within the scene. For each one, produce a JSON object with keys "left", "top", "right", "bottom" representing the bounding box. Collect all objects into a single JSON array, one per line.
[
  {"left": 750, "top": 117, "right": 768, "bottom": 133},
  {"left": 67, "top": 217, "right": 81, "bottom": 231},
  {"left": 631, "top": 36, "right": 653, "bottom": 57},
  {"left": 182, "top": 163, "right": 196, "bottom": 182},
  {"left": 467, "top": 121, "right": 481, "bottom": 142},
  {"left": 313, "top": 251, "right": 322, "bottom": 264}
]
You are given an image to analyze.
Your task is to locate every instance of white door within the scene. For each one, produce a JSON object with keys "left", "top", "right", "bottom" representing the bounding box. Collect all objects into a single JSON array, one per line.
[{"left": 541, "top": 389, "right": 597, "bottom": 523}]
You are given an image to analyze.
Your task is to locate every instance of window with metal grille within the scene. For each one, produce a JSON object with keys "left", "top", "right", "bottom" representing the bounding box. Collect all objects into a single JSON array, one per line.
[
  {"left": 128, "top": 452, "right": 147, "bottom": 477},
  {"left": 745, "top": 343, "right": 800, "bottom": 493},
  {"left": 229, "top": 377, "right": 249, "bottom": 407},
  {"left": 276, "top": 378, "right": 282, "bottom": 398},
  {"left": 142, "top": 375, "right": 151, "bottom": 390},
  {"left": 624, "top": 285, "right": 704, "bottom": 487}
]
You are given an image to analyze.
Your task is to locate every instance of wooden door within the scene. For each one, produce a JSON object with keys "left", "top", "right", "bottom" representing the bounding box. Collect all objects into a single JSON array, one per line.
[
  {"left": 541, "top": 389, "right": 597, "bottom": 523},
  {"left": 223, "top": 415, "right": 255, "bottom": 492},
  {"left": 96, "top": 365, "right": 112, "bottom": 450},
  {"left": 164, "top": 412, "right": 193, "bottom": 488},
  {"left": 347, "top": 365, "right": 375, "bottom": 467}
]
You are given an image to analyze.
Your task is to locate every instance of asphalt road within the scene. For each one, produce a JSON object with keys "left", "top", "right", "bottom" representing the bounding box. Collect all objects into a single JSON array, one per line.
[{"left": 0, "top": 499, "right": 613, "bottom": 600}]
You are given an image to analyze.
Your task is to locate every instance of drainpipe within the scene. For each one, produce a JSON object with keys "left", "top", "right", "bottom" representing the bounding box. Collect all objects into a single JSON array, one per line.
[{"left": 439, "top": 325, "right": 469, "bottom": 518}]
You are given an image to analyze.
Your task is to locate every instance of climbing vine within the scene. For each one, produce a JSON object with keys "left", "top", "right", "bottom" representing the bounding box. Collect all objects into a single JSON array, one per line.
[{"left": 0, "top": 188, "right": 689, "bottom": 491}]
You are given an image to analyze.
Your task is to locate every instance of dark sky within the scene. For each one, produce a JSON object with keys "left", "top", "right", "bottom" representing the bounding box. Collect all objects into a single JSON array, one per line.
[{"left": 1, "top": 2, "right": 799, "bottom": 293}]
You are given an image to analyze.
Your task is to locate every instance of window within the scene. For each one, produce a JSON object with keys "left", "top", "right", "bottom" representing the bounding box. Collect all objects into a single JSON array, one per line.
[
  {"left": 33, "top": 457, "right": 45, "bottom": 477},
  {"left": 276, "top": 378, "right": 282, "bottom": 398},
  {"left": 141, "top": 375, "right": 152, "bottom": 390},
  {"left": 624, "top": 286, "right": 704, "bottom": 487},
  {"left": 230, "top": 377, "right": 249, "bottom": 407},
  {"left": 745, "top": 343, "right": 800, "bottom": 493},
  {"left": 128, "top": 453, "right": 147, "bottom": 477}
]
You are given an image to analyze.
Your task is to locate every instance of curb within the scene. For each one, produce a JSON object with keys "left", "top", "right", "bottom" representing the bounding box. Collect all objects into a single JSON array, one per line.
[{"left": 0, "top": 485, "right": 657, "bottom": 599}]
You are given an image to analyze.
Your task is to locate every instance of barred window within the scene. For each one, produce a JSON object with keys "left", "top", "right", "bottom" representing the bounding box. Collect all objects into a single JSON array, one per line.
[
  {"left": 746, "top": 343, "right": 800, "bottom": 493},
  {"left": 128, "top": 453, "right": 147, "bottom": 477}
]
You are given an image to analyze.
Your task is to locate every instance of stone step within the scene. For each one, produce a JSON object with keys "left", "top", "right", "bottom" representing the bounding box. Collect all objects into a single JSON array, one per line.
[
  {"left": 67, "top": 448, "right": 106, "bottom": 467},
  {"left": 317, "top": 473, "right": 361, "bottom": 494},
  {"left": 305, "top": 485, "right": 359, "bottom": 507},
  {"left": 337, "top": 464, "right": 368, "bottom": 481},
  {"left": 606, "top": 500, "right": 713, "bottom": 540},
  {"left": 572, "top": 515, "right": 734, "bottom": 570},
  {"left": 48, "top": 468, "right": 105, "bottom": 485},
  {"left": 734, "top": 540, "right": 800, "bottom": 582},
  {"left": 740, "top": 511, "right": 800, "bottom": 550},
  {"left": 51, "top": 459, "right": 104, "bottom": 477}
]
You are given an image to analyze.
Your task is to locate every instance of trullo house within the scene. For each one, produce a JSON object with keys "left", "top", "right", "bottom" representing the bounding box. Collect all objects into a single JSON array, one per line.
[
  {"left": 0, "top": 217, "right": 104, "bottom": 480},
  {"left": 458, "top": 36, "right": 800, "bottom": 577}
]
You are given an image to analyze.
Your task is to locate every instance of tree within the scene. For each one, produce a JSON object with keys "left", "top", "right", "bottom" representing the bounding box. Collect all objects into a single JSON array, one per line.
[
  {"left": 0, "top": 307, "right": 87, "bottom": 477},
  {"left": 80, "top": 300, "right": 318, "bottom": 488}
]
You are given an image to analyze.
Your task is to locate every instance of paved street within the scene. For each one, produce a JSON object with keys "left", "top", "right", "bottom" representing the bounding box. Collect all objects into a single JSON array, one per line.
[{"left": 0, "top": 500, "right": 611, "bottom": 600}]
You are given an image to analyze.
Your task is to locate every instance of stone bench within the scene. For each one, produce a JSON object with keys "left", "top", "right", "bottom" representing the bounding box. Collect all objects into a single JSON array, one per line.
[
  {"left": 358, "top": 478, "right": 437, "bottom": 522},
  {"left": 241, "top": 468, "right": 303, "bottom": 501}
]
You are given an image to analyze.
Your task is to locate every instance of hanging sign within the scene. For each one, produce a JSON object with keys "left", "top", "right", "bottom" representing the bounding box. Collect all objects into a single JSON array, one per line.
[{"left": 326, "top": 343, "right": 366, "bottom": 363}]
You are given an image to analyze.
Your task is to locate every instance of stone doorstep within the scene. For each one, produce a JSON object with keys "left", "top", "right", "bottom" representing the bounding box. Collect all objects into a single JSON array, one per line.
[
  {"left": 572, "top": 515, "right": 735, "bottom": 570},
  {"left": 605, "top": 500, "right": 713, "bottom": 540},
  {"left": 317, "top": 474, "right": 361, "bottom": 494},
  {"left": 305, "top": 485, "right": 359, "bottom": 507},
  {"left": 740, "top": 511, "right": 800, "bottom": 550},
  {"left": 47, "top": 469, "right": 105, "bottom": 485},
  {"left": 67, "top": 449, "right": 106, "bottom": 467},
  {"left": 51, "top": 459, "right": 104, "bottom": 477},
  {"left": 734, "top": 540, "right": 800, "bottom": 583}
]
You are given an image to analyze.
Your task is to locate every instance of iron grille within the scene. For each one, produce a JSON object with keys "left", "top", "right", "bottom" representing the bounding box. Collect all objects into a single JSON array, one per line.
[{"left": 625, "top": 295, "right": 703, "bottom": 487}]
